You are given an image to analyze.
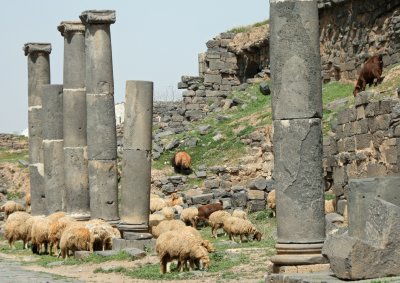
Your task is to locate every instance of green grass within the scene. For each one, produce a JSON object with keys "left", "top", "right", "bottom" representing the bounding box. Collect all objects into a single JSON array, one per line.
[
  {"left": 153, "top": 83, "right": 272, "bottom": 171},
  {"left": 94, "top": 210, "right": 276, "bottom": 281},
  {"left": 0, "top": 148, "right": 28, "bottom": 163},
  {"left": 228, "top": 19, "right": 270, "bottom": 34}
]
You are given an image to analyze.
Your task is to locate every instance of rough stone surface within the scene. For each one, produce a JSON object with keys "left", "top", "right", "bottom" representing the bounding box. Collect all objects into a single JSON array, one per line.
[
  {"left": 273, "top": 118, "right": 325, "bottom": 243},
  {"left": 323, "top": 197, "right": 400, "bottom": 280},
  {"left": 347, "top": 177, "right": 400, "bottom": 239}
]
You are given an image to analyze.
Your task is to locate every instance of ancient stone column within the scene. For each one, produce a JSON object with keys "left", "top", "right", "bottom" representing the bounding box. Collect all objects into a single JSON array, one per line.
[
  {"left": 80, "top": 10, "right": 119, "bottom": 221},
  {"left": 119, "top": 81, "right": 153, "bottom": 235},
  {"left": 41, "top": 84, "right": 64, "bottom": 214},
  {"left": 23, "top": 43, "right": 51, "bottom": 216},
  {"left": 58, "top": 21, "right": 90, "bottom": 220},
  {"left": 269, "top": 0, "right": 326, "bottom": 269}
]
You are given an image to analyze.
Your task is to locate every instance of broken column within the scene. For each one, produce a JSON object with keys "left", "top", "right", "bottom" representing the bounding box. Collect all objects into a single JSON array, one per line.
[
  {"left": 119, "top": 81, "right": 153, "bottom": 235},
  {"left": 23, "top": 43, "right": 51, "bottom": 216},
  {"left": 269, "top": 0, "right": 326, "bottom": 269},
  {"left": 79, "top": 10, "right": 119, "bottom": 221},
  {"left": 41, "top": 84, "right": 64, "bottom": 213},
  {"left": 58, "top": 21, "right": 90, "bottom": 220}
]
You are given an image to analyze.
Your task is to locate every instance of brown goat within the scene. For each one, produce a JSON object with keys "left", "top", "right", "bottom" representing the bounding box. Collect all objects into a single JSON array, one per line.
[
  {"left": 353, "top": 54, "right": 384, "bottom": 96},
  {"left": 196, "top": 200, "right": 223, "bottom": 228},
  {"left": 171, "top": 151, "right": 192, "bottom": 174}
]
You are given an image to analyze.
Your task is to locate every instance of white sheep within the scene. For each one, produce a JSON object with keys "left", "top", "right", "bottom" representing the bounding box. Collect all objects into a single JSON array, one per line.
[
  {"left": 180, "top": 206, "right": 198, "bottom": 227},
  {"left": 267, "top": 189, "right": 276, "bottom": 217},
  {"left": 161, "top": 207, "right": 175, "bottom": 220},
  {"left": 59, "top": 226, "right": 93, "bottom": 259},
  {"left": 3, "top": 211, "right": 31, "bottom": 249},
  {"left": 325, "top": 199, "right": 336, "bottom": 214},
  {"left": 232, "top": 209, "right": 247, "bottom": 220},
  {"left": 84, "top": 219, "right": 121, "bottom": 251},
  {"left": 155, "top": 230, "right": 210, "bottom": 274},
  {"left": 150, "top": 197, "right": 167, "bottom": 213},
  {"left": 208, "top": 210, "right": 231, "bottom": 238},
  {"left": 30, "top": 216, "right": 52, "bottom": 254},
  {"left": 149, "top": 213, "right": 165, "bottom": 234},
  {"left": 151, "top": 219, "right": 186, "bottom": 238},
  {"left": 223, "top": 216, "right": 260, "bottom": 243},
  {"left": 0, "top": 201, "right": 25, "bottom": 219}
]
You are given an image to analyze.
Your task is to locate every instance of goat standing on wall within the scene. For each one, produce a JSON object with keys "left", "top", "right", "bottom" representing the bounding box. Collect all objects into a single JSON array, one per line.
[{"left": 353, "top": 54, "right": 384, "bottom": 97}]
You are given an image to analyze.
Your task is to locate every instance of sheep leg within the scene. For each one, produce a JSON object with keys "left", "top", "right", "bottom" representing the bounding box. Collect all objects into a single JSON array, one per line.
[
  {"left": 160, "top": 256, "right": 168, "bottom": 274},
  {"left": 166, "top": 261, "right": 172, "bottom": 273},
  {"left": 178, "top": 256, "right": 185, "bottom": 272},
  {"left": 239, "top": 234, "right": 243, "bottom": 243}
]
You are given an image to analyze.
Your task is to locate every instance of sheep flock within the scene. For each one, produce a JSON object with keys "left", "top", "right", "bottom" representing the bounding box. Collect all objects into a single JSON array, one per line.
[{"left": 0, "top": 192, "right": 269, "bottom": 275}]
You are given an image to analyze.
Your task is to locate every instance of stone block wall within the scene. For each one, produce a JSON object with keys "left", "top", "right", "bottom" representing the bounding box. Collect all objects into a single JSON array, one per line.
[
  {"left": 324, "top": 92, "right": 400, "bottom": 213},
  {"left": 319, "top": 0, "right": 400, "bottom": 82}
]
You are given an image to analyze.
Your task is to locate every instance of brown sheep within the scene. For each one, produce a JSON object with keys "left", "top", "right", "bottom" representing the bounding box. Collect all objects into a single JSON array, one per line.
[
  {"left": 0, "top": 201, "right": 26, "bottom": 219},
  {"left": 166, "top": 193, "right": 184, "bottom": 207},
  {"left": 48, "top": 216, "right": 76, "bottom": 256},
  {"left": 353, "top": 54, "right": 384, "bottom": 96},
  {"left": 60, "top": 226, "right": 93, "bottom": 259},
  {"left": 196, "top": 200, "right": 223, "bottom": 228},
  {"left": 171, "top": 151, "right": 192, "bottom": 175}
]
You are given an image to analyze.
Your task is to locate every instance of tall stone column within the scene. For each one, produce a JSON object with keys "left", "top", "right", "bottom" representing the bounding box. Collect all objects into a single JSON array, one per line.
[
  {"left": 119, "top": 81, "right": 153, "bottom": 235},
  {"left": 23, "top": 43, "right": 51, "bottom": 216},
  {"left": 58, "top": 21, "right": 90, "bottom": 220},
  {"left": 269, "top": 0, "right": 326, "bottom": 269},
  {"left": 79, "top": 10, "right": 119, "bottom": 221},
  {"left": 41, "top": 84, "right": 64, "bottom": 214}
]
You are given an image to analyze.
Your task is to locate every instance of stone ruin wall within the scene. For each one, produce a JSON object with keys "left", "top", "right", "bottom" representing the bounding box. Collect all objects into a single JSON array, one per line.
[
  {"left": 323, "top": 93, "right": 400, "bottom": 215},
  {"left": 114, "top": 0, "right": 400, "bottom": 213},
  {"left": 319, "top": 0, "right": 400, "bottom": 82}
]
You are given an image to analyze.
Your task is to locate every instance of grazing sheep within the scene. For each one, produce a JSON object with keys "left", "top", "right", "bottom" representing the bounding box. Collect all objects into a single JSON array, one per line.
[
  {"left": 84, "top": 219, "right": 121, "bottom": 251},
  {"left": 47, "top": 211, "right": 67, "bottom": 223},
  {"left": 3, "top": 211, "right": 32, "bottom": 249},
  {"left": 156, "top": 230, "right": 210, "bottom": 274},
  {"left": 197, "top": 200, "right": 223, "bottom": 227},
  {"left": 325, "top": 199, "right": 336, "bottom": 214},
  {"left": 180, "top": 207, "right": 198, "bottom": 227},
  {"left": 208, "top": 210, "right": 231, "bottom": 238},
  {"left": 30, "top": 216, "right": 52, "bottom": 254},
  {"left": 166, "top": 193, "right": 184, "bottom": 207},
  {"left": 267, "top": 189, "right": 276, "bottom": 217},
  {"left": 149, "top": 213, "right": 166, "bottom": 233},
  {"left": 48, "top": 216, "right": 76, "bottom": 256},
  {"left": 173, "top": 205, "right": 183, "bottom": 216},
  {"left": 25, "top": 192, "right": 31, "bottom": 207},
  {"left": 232, "top": 209, "right": 247, "bottom": 220},
  {"left": 171, "top": 151, "right": 192, "bottom": 175},
  {"left": 223, "top": 216, "right": 260, "bottom": 243},
  {"left": 0, "top": 201, "right": 26, "bottom": 219},
  {"left": 150, "top": 197, "right": 167, "bottom": 213},
  {"left": 151, "top": 219, "right": 186, "bottom": 238},
  {"left": 60, "top": 226, "right": 93, "bottom": 259},
  {"left": 353, "top": 54, "right": 384, "bottom": 96},
  {"left": 161, "top": 207, "right": 175, "bottom": 220}
]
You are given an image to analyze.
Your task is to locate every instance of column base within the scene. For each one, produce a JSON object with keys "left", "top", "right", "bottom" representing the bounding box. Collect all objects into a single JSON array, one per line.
[
  {"left": 118, "top": 223, "right": 151, "bottom": 239},
  {"left": 271, "top": 242, "right": 328, "bottom": 270},
  {"left": 68, "top": 212, "right": 91, "bottom": 221}
]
